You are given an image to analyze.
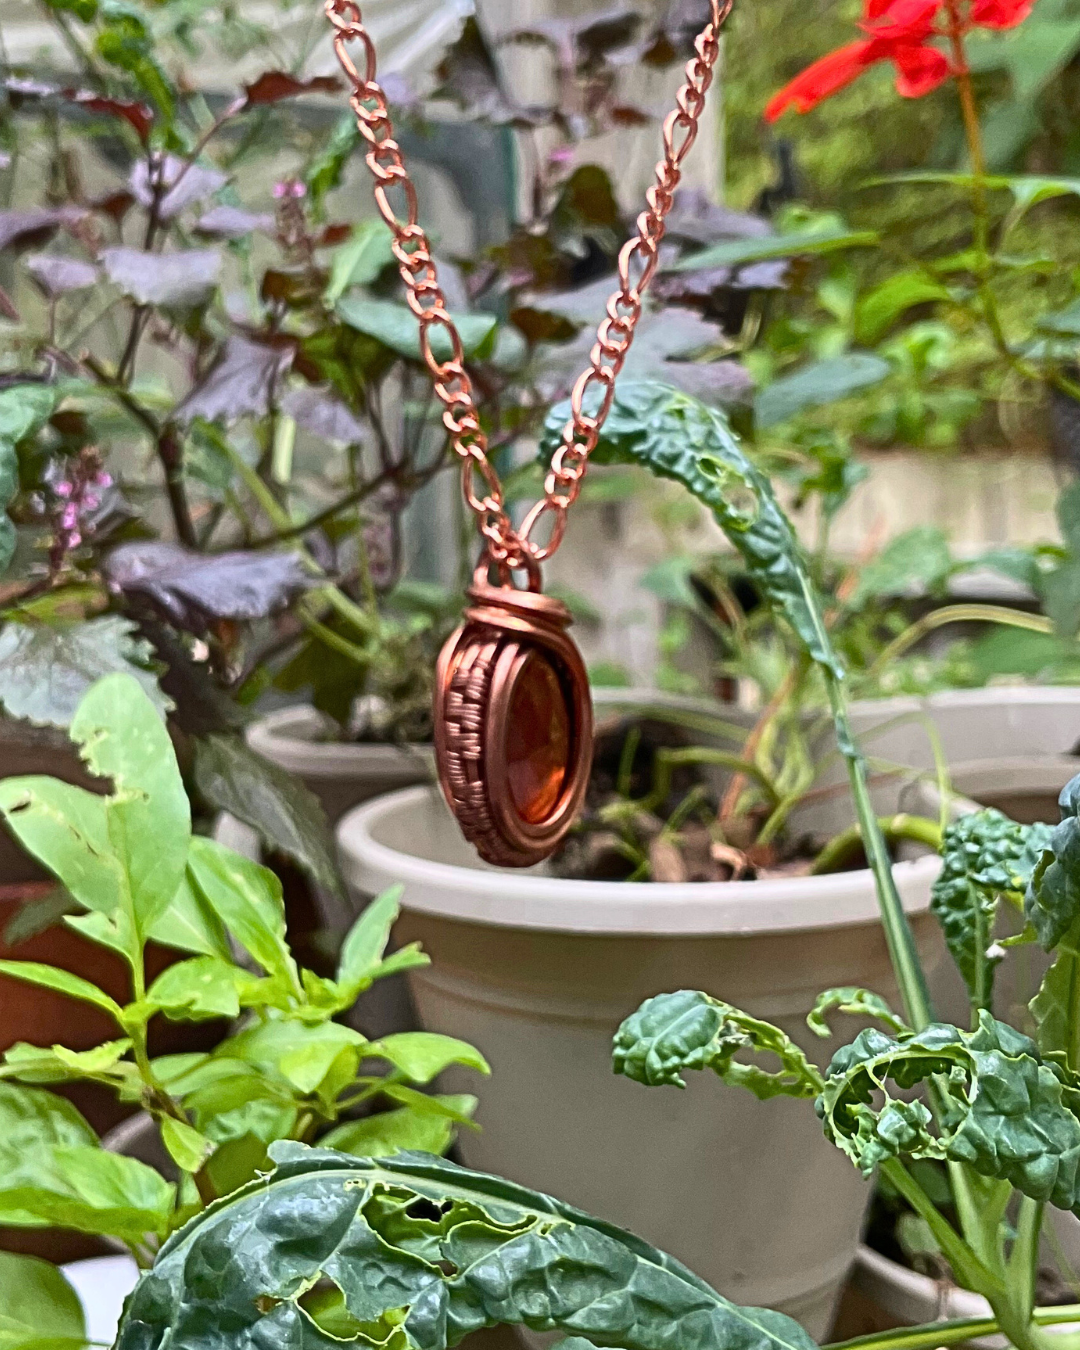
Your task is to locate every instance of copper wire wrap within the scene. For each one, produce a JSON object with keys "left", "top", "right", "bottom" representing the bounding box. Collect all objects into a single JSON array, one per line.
[{"left": 324, "top": 0, "right": 732, "bottom": 570}]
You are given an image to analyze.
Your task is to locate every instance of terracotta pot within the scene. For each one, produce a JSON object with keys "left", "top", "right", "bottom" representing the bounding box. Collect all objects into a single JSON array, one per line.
[{"left": 336, "top": 780, "right": 942, "bottom": 1340}]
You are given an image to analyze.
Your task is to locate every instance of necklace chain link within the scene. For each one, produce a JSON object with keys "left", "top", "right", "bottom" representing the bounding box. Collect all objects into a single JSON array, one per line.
[{"left": 325, "top": 0, "right": 731, "bottom": 570}]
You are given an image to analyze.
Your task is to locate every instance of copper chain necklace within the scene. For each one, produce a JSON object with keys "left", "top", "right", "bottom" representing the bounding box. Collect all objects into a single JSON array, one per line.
[{"left": 326, "top": 0, "right": 731, "bottom": 866}]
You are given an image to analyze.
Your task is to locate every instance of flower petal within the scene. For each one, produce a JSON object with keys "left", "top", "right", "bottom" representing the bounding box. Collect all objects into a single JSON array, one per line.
[
  {"left": 970, "top": 0, "right": 1032, "bottom": 27},
  {"left": 764, "top": 41, "right": 877, "bottom": 120},
  {"left": 891, "top": 42, "right": 952, "bottom": 96}
]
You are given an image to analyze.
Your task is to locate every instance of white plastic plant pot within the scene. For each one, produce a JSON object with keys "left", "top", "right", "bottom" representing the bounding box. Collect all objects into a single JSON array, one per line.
[
  {"left": 336, "top": 784, "right": 944, "bottom": 1339},
  {"left": 61, "top": 1256, "right": 140, "bottom": 1346},
  {"left": 842, "top": 688, "right": 1080, "bottom": 814},
  {"left": 245, "top": 706, "right": 437, "bottom": 826},
  {"left": 852, "top": 1244, "right": 1080, "bottom": 1349}
]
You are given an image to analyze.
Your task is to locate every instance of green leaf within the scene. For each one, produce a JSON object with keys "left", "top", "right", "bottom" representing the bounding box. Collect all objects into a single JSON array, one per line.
[
  {"left": 807, "top": 988, "right": 908, "bottom": 1038},
  {"left": 320, "top": 1100, "right": 476, "bottom": 1158},
  {"left": 2, "top": 1041, "right": 133, "bottom": 1085},
  {"left": 1027, "top": 773, "right": 1080, "bottom": 951},
  {"left": 0, "top": 618, "right": 171, "bottom": 728},
  {"left": 0, "top": 962, "right": 124, "bottom": 1022},
  {"left": 755, "top": 354, "right": 890, "bottom": 429},
  {"left": 337, "top": 296, "right": 498, "bottom": 363},
  {"left": 613, "top": 990, "right": 822, "bottom": 1101},
  {"left": 818, "top": 1012, "right": 1080, "bottom": 1206},
  {"left": 670, "top": 225, "right": 879, "bottom": 272},
  {"left": 160, "top": 1117, "right": 213, "bottom": 1174},
  {"left": 849, "top": 525, "right": 953, "bottom": 607},
  {"left": 379, "top": 1084, "right": 480, "bottom": 1124},
  {"left": 0, "top": 386, "right": 57, "bottom": 574},
  {"left": 541, "top": 382, "right": 843, "bottom": 677},
  {"left": 0, "top": 1144, "right": 175, "bottom": 1241},
  {"left": 222, "top": 1018, "right": 364, "bottom": 1095},
  {"left": 1031, "top": 916, "right": 1080, "bottom": 1071},
  {"left": 185, "top": 836, "right": 296, "bottom": 983},
  {"left": 192, "top": 733, "right": 340, "bottom": 897},
  {"left": 854, "top": 273, "right": 952, "bottom": 345},
  {"left": 146, "top": 957, "right": 252, "bottom": 1021},
  {"left": 335, "top": 886, "right": 404, "bottom": 1002},
  {"left": 115, "top": 1143, "right": 818, "bottom": 1350},
  {"left": 324, "top": 220, "right": 395, "bottom": 303},
  {"left": 0, "top": 1251, "right": 87, "bottom": 1350},
  {"left": 932, "top": 810, "right": 1052, "bottom": 1005},
  {"left": 369, "top": 1033, "right": 490, "bottom": 1084},
  {"left": 0, "top": 1083, "right": 173, "bottom": 1239},
  {"left": 145, "top": 870, "right": 232, "bottom": 962}
]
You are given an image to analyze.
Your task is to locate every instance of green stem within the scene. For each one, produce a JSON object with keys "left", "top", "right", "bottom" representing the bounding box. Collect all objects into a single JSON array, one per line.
[
  {"left": 865, "top": 605, "right": 1054, "bottom": 683},
  {"left": 824, "top": 672, "right": 934, "bottom": 1030},
  {"left": 823, "top": 1304, "right": 1080, "bottom": 1350},
  {"left": 810, "top": 813, "right": 942, "bottom": 875}
]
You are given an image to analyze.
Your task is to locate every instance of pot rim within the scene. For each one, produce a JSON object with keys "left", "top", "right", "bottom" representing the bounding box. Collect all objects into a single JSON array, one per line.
[{"left": 337, "top": 785, "right": 941, "bottom": 936}]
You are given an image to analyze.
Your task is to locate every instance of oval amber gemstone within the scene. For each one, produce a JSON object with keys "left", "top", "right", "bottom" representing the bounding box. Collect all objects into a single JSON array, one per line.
[{"left": 505, "top": 649, "right": 571, "bottom": 824}]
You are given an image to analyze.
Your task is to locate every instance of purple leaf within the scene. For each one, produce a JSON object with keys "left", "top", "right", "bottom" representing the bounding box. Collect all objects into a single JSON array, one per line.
[
  {"left": 664, "top": 189, "right": 772, "bottom": 247},
  {"left": 280, "top": 384, "right": 366, "bottom": 444},
  {"left": 107, "top": 541, "right": 313, "bottom": 630},
  {"left": 130, "top": 155, "right": 228, "bottom": 220},
  {"left": 241, "top": 72, "right": 342, "bottom": 106},
  {"left": 63, "top": 89, "right": 154, "bottom": 142},
  {"left": 26, "top": 254, "right": 99, "bottom": 296},
  {"left": 102, "top": 246, "right": 221, "bottom": 306},
  {"left": 0, "top": 207, "right": 86, "bottom": 253},
  {"left": 194, "top": 205, "right": 274, "bottom": 239},
  {"left": 176, "top": 336, "right": 293, "bottom": 423}
]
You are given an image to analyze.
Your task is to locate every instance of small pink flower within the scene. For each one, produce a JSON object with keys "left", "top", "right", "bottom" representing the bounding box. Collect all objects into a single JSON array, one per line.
[
  {"left": 55, "top": 480, "right": 73, "bottom": 498},
  {"left": 67, "top": 531, "right": 81, "bottom": 548},
  {"left": 61, "top": 503, "right": 78, "bottom": 529},
  {"left": 273, "top": 178, "right": 307, "bottom": 199}
]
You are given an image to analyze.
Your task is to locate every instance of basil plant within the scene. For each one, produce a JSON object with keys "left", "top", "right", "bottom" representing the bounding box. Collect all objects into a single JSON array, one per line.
[{"left": 0, "top": 672, "right": 487, "bottom": 1268}]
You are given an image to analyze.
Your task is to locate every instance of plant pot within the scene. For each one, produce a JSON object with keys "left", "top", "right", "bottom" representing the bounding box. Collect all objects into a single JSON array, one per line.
[
  {"left": 850, "top": 1245, "right": 1004, "bottom": 1349},
  {"left": 846, "top": 688, "right": 1080, "bottom": 807},
  {"left": 336, "top": 783, "right": 943, "bottom": 1339},
  {"left": 61, "top": 1255, "right": 140, "bottom": 1345},
  {"left": 245, "top": 706, "right": 436, "bottom": 826}
]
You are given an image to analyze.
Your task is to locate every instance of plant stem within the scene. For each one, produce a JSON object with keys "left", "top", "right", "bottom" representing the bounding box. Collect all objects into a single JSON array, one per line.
[
  {"left": 824, "top": 671, "right": 934, "bottom": 1029},
  {"left": 823, "top": 1304, "right": 1080, "bottom": 1350},
  {"left": 810, "top": 812, "right": 942, "bottom": 874},
  {"left": 865, "top": 604, "right": 1054, "bottom": 682}
]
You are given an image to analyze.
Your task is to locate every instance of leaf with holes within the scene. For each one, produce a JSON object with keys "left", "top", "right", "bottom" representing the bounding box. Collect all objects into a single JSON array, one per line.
[
  {"left": 614, "top": 990, "right": 822, "bottom": 1100},
  {"left": 541, "top": 381, "right": 842, "bottom": 675},
  {"left": 116, "top": 1143, "right": 819, "bottom": 1350},
  {"left": 818, "top": 1012, "right": 1080, "bottom": 1203}
]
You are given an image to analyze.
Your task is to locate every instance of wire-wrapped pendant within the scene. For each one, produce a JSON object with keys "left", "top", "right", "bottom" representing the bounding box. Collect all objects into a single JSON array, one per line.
[{"left": 434, "top": 565, "right": 593, "bottom": 867}]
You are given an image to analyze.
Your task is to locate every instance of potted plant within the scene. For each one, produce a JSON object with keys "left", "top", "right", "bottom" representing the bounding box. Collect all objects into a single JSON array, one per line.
[
  {"left": 0, "top": 672, "right": 489, "bottom": 1318},
  {"left": 19, "top": 382, "right": 1080, "bottom": 1350},
  {"left": 333, "top": 376, "right": 955, "bottom": 1336}
]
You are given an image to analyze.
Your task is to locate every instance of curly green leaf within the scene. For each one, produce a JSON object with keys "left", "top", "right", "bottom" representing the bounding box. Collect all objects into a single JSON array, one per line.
[
  {"left": 807, "top": 988, "right": 908, "bottom": 1039},
  {"left": 932, "top": 809, "right": 1052, "bottom": 1007},
  {"left": 540, "top": 382, "right": 842, "bottom": 677},
  {"left": 818, "top": 1012, "right": 1080, "bottom": 1208},
  {"left": 115, "top": 1143, "right": 818, "bottom": 1350},
  {"left": 1028, "top": 773, "right": 1080, "bottom": 951},
  {"left": 613, "top": 990, "right": 823, "bottom": 1100}
]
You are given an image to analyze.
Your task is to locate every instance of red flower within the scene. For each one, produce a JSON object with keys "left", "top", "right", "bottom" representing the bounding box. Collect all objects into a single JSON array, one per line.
[
  {"left": 970, "top": 0, "right": 1032, "bottom": 25},
  {"left": 765, "top": 0, "right": 1034, "bottom": 119},
  {"left": 764, "top": 42, "right": 877, "bottom": 119}
]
